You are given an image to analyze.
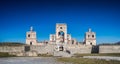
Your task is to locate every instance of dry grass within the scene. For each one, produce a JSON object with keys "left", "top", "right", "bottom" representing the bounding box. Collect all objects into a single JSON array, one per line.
[
  {"left": 73, "top": 53, "right": 120, "bottom": 57},
  {"left": 57, "top": 57, "right": 120, "bottom": 64},
  {"left": 38, "top": 54, "right": 53, "bottom": 57},
  {"left": 0, "top": 52, "right": 16, "bottom": 57}
]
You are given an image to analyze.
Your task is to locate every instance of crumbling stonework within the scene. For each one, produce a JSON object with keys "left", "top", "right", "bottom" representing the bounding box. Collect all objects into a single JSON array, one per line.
[
  {"left": 1, "top": 23, "right": 119, "bottom": 57},
  {"left": 25, "top": 23, "right": 97, "bottom": 57},
  {"left": 84, "top": 28, "right": 96, "bottom": 45}
]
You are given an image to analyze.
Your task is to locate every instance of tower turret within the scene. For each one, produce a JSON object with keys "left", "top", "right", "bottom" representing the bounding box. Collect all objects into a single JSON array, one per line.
[
  {"left": 84, "top": 28, "right": 96, "bottom": 45},
  {"left": 26, "top": 26, "right": 37, "bottom": 45}
]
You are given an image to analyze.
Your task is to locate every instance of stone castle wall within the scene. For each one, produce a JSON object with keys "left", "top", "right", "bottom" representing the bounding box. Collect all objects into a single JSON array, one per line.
[
  {"left": 30, "top": 44, "right": 54, "bottom": 54},
  {"left": 66, "top": 45, "right": 92, "bottom": 54},
  {"left": 0, "top": 46, "right": 24, "bottom": 52},
  {"left": 0, "top": 45, "right": 120, "bottom": 56},
  {"left": 99, "top": 45, "right": 120, "bottom": 53},
  {"left": 0, "top": 45, "right": 92, "bottom": 56},
  {"left": 0, "top": 44, "right": 54, "bottom": 56}
]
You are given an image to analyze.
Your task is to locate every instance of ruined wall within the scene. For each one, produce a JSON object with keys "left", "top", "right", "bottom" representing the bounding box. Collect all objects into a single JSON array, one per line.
[
  {"left": 0, "top": 46, "right": 24, "bottom": 52},
  {"left": 1, "top": 45, "right": 120, "bottom": 56},
  {"left": 0, "top": 44, "right": 54, "bottom": 56},
  {"left": 0, "top": 46, "right": 25, "bottom": 56},
  {"left": 66, "top": 45, "right": 92, "bottom": 54},
  {"left": 30, "top": 44, "right": 54, "bottom": 54},
  {"left": 99, "top": 45, "right": 120, "bottom": 53}
]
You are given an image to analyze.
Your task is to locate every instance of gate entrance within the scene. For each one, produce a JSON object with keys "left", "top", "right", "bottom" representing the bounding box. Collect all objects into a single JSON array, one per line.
[
  {"left": 24, "top": 46, "right": 30, "bottom": 52},
  {"left": 59, "top": 46, "right": 64, "bottom": 51}
]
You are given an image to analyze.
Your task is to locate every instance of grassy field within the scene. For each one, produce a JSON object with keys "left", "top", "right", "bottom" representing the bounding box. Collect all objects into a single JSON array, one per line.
[
  {"left": 0, "top": 52, "right": 16, "bottom": 57},
  {"left": 57, "top": 57, "right": 120, "bottom": 64},
  {"left": 73, "top": 53, "right": 120, "bottom": 57}
]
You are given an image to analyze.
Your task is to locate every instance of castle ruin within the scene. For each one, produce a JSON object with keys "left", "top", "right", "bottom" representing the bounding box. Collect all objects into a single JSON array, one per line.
[
  {"left": 25, "top": 23, "right": 96, "bottom": 57},
  {"left": 0, "top": 23, "right": 119, "bottom": 57},
  {"left": 26, "top": 23, "right": 96, "bottom": 46}
]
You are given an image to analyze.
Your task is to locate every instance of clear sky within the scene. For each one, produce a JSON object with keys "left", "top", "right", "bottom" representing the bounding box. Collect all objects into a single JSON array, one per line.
[{"left": 0, "top": 0, "right": 120, "bottom": 44}]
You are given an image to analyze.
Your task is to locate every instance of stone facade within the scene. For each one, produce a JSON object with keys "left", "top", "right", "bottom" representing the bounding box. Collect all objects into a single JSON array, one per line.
[
  {"left": 0, "top": 45, "right": 120, "bottom": 57},
  {"left": 26, "top": 23, "right": 96, "bottom": 46},
  {"left": 84, "top": 28, "right": 96, "bottom": 45},
  {"left": 0, "top": 23, "right": 120, "bottom": 57},
  {"left": 0, "top": 23, "right": 99, "bottom": 57},
  {"left": 99, "top": 45, "right": 120, "bottom": 53},
  {"left": 50, "top": 23, "right": 72, "bottom": 44},
  {"left": 26, "top": 26, "right": 37, "bottom": 45},
  {"left": 24, "top": 23, "right": 97, "bottom": 57}
]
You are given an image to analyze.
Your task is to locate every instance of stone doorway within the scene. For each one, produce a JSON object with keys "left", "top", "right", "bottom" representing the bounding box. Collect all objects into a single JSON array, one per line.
[
  {"left": 56, "top": 44, "right": 64, "bottom": 51},
  {"left": 59, "top": 46, "right": 64, "bottom": 51},
  {"left": 30, "top": 42, "right": 32, "bottom": 45}
]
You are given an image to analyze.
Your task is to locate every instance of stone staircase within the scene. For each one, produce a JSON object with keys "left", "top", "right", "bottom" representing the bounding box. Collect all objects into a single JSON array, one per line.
[{"left": 53, "top": 51, "right": 72, "bottom": 57}]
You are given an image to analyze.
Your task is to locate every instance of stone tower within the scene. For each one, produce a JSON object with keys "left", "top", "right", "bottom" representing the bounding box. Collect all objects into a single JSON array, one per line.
[
  {"left": 84, "top": 28, "right": 96, "bottom": 45},
  {"left": 56, "top": 23, "right": 67, "bottom": 44},
  {"left": 26, "top": 26, "right": 37, "bottom": 45}
]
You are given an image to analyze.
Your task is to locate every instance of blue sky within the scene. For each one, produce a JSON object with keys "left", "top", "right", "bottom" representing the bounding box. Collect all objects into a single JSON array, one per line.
[{"left": 0, "top": 0, "right": 120, "bottom": 44}]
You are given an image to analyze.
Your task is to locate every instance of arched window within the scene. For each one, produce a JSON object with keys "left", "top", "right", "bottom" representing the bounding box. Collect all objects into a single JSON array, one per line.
[
  {"left": 58, "top": 31, "right": 64, "bottom": 36},
  {"left": 60, "top": 27, "right": 62, "bottom": 29},
  {"left": 90, "top": 42, "right": 92, "bottom": 45},
  {"left": 30, "top": 42, "right": 32, "bottom": 45},
  {"left": 92, "top": 35, "right": 94, "bottom": 38},
  {"left": 28, "top": 34, "right": 30, "bottom": 37}
]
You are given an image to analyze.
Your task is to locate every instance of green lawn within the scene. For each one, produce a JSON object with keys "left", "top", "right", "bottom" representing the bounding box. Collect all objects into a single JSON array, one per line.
[{"left": 57, "top": 57, "right": 120, "bottom": 64}]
